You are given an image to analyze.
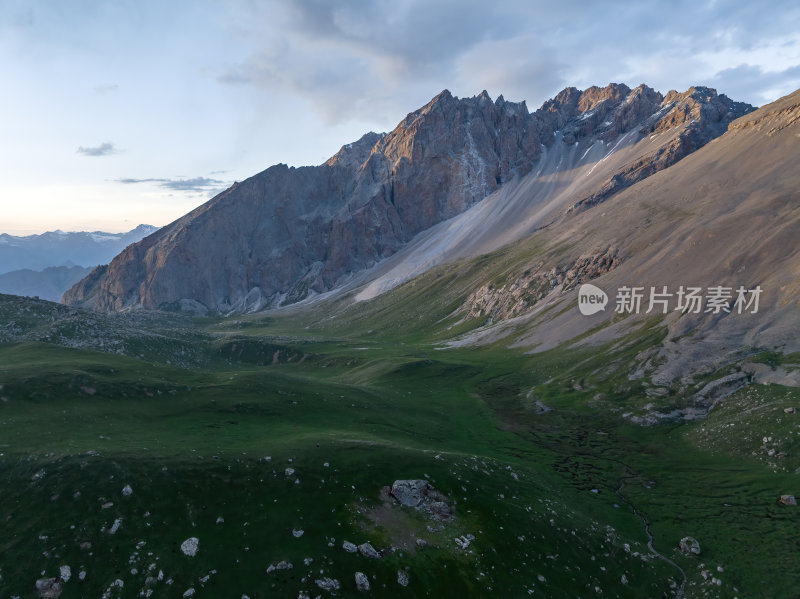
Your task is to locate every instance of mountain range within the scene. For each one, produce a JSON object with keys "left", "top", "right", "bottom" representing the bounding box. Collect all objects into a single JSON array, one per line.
[
  {"left": 0, "top": 224, "right": 157, "bottom": 274},
  {"left": 0, "top": 265, "right": 92, "bottom": 302},
  {"left": 0, "top": 224, "right": 156, "bottom": 300},
  {"left": 63, "top": 84, "right": 753, "bottom": 314},
  {"left": 61, "top": 82, "right": 800, "bottom": 397}
]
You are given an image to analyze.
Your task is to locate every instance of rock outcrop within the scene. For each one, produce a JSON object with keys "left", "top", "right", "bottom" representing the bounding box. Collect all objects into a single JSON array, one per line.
[
  {"left": 390, "top": 479, "right": 432, "bottom": 507},
  {"left": 461, "top": 247, "right": 620, "bottom": 321}
]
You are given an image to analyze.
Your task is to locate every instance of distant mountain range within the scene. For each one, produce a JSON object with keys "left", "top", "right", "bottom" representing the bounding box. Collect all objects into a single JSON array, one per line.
[
  {"left": 63, "top": 84, "right": 753, "bottom": 313},
  {"left": 0, "top": 265, "right": 93, "bottom": 302},
  {"left": 0, "top": 224, "right": 158, "bottom": 274},
  {"left": 0, "top": 224, "right": 157, "bottom": 300}
]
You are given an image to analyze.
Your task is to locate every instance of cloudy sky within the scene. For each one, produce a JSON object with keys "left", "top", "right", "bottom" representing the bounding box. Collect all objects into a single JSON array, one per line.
[{"left": 2, "top": 0, "right": 799, "bottom": 234}]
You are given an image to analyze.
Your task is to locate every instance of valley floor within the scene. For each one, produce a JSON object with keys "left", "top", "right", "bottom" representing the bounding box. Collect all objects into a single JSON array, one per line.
[{"left": 0, "top": 296, "right": 798, "bottom": 598}]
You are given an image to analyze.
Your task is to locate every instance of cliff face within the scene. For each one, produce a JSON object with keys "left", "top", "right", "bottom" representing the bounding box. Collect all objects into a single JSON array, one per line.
[{"left": 63, "top": 85, "right": 753, "bottom": 313}]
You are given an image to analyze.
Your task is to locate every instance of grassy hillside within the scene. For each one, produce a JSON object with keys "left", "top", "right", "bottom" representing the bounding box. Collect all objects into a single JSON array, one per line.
[{"left": 1, "top": 288, "right": 799, "bottom": 598}]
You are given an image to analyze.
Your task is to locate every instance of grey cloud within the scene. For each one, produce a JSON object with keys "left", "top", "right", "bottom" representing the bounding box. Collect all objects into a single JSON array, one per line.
[
  {"left": 161, "top": 177, "right": 227, "bottom": 192},
  {"left": 709, "top": 64, "right": 800, "bottom": 106},
  {"left": 94, "top": 84, "right": 119, "bottom": 94},
  {"left": 117, "top": 177, "right": 228, "bottom": 193},
  {"left": 77, "top": 142, "right": 117, "bottom": 156},
  {"left": 219, "top": 0, "right": 800, "bottom": 125},
  {"left": 117, "top": 178, "right": 164, "bottom": 184},
  {"left": 217, "top": 69, "right": 251, "bottom": 85}
]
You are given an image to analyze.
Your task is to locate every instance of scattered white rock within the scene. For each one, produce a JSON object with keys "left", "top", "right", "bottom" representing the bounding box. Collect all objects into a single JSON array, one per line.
[
  {"left": 267, "top": 561, "right": 293, "bottom": 573},
  {"left": 454, "top": 534, "right": 476, "bottom": 550},
  {"left": 315, "top": 577, "right": 340, "bottom": 592},
  {"left": 58, "top": 565, "right": 71, "bottom": 582},
  {"left": 183, "top": 589, "right": 195, "bottom": 598},
  {"left": 180, "top": 537, "right": 200, "bottom": 557},
  {"left": 397, "top": 569, "right": 410, "bottom": 587},
  {"left": 216, "top": 516, "right": 224, "bottom": 524},
  {"left": 292, "top": 529, "right": 304, "bottom": 538},
  {"left": 780, "top": 494, "right": 797, "bottom": 506},
  {"left": 122, "top": 484, "right": 133, "bottom": 497},
  {"left": 109, "top": 518, "right": 122, "bottom": 535},
  {"left": 285, "top": 467, "right": 295, "bottom": 477},
  {"left": 78, "top": 570, "right": 87, "bottom": 581}
]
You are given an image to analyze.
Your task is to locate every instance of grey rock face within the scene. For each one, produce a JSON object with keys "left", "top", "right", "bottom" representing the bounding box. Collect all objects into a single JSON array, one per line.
[
  {"left": 780, "top": 494, "right": 797, "bottom": 506},
  {"left": 64, "top": 90, "right": 539, "bottom": 313}
]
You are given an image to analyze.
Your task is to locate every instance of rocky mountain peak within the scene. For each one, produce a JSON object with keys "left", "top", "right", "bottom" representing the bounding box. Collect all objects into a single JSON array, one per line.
[
  {"left": 324, "top": 132, "right": 386, "bottom": 169},
  {"left": 63, "top": 84, "right": 756, "bottom": 314},
  {"left": 577, "top": 83, "right": 631, "bottom": 112},
  {"left": 653, "top": 84, "right": 748, "bottom": 136}
]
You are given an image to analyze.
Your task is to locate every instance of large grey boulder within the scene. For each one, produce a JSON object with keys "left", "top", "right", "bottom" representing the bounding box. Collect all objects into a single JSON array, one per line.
[
  {"left": 180, "top": 537, "right": 199, "bottom": 557},
  {"left": 355, "top": 572, "right": 370, "bottom": 591},
  {"left": 390, "top": 479, "right": 431, "bottom": 507},
  {"left": 358, "top": 542, "right": 381, "bottom": 559},
  {"left": 342, "top": 540, "right": 358, "bottom": 553},
  {"left": 35, "top": 578, "right": 63, "bottom": 598}
]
